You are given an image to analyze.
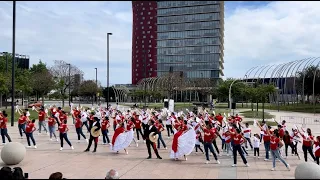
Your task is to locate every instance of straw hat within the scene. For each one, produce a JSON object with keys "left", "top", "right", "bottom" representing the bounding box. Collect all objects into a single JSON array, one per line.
[
  {"left": 91, "top": 126, "right": 101, "bottom": 137},
  {"left": 149, "top": 132, "right": 159, "bottom": 143}
]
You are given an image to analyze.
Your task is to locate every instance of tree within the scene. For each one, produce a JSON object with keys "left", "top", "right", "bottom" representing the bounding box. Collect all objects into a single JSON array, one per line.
[
  {"left": 156, "top": 72, "right": 186, "bottom": 100},
  {"left": 49, "top": 60, "right": 83, "bottom": 107},
  {"left": 79, "top": 80, "right": 98, "bottom": 105},
  {"left": 102, "top": 87, "right": 116, "bottom": 102},
  {"left": 0, "top": 73, "right": 9, "bottom": 108},
  {"left": 15, "top": 69, "right": 33, "bottom": 104},
  {"left": 216, "top": 79, "right": 247, "bottom": 102},
  {"left": 29, "top": 60, "right": 55, "bottom": 103}
]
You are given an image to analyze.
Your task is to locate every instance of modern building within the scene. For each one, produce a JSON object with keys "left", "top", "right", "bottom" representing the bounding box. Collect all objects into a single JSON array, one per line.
[
  {"left": 156, "top": 1, "right": 224, "bottom": 79},
  {"left": 131, "top": 1, "right": 158, "bottom": 85}
]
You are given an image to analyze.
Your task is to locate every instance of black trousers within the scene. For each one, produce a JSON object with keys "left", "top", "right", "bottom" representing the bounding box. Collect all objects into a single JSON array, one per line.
[
  {"left": 254, "top": 147, "right": 259, "bottom": 156},
  {"left": 212, "top": 139, "right": 220, "bottom": 154},
  {"left": 195, "top": 144, "right": 203, "bottom": 152},
  {"left": 233, "top": 144, "right": 247, "bottom": 165},
  {"left": 136, "top": 128, "right": 144, "bottom": 140},
  {"left": 302, "top": 145, "right": 316, "bottom": 162},
  {"left": 0, "top": 128, "right": 12, "bottom": 143},
  {"left": 166, "top": 125, "right": 174, "bottom": 137},
  {"left": 82, "top": 121, "right": 90, "bottom": 132},
  {"left": 59, "top": 133, "right": 72, "bottom": 147},
  {"left": 316, "top": 156, "right": 319, "bottom": 165},
  {"left": 54, "top": 117, "right": 60, "bottom": 127},
  {"left": 146, "top": 139, "right": 160, "bottom": 158},
  {"left": 86, "top": 135, "right": 98, "bottom": 151}
]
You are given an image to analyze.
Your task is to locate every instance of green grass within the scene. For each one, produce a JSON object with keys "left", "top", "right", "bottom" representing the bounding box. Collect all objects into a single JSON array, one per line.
[
  {"left": 266, "top": 103, "right": 320, "bottom": 113},
  {"left": 245, "top": 120, "right": 278, "bottom": 127},
  {"left": 240, "top": 110, "right": 275, "bottom": 119},
  {"left": 0, "top": 106, "right": 72, "bottom": 122}
]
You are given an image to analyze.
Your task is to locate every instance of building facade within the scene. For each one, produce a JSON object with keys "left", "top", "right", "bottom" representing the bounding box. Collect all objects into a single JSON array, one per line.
[
  {"left": 156, "top": 1, "right": 224, "bottom": 79},
  {"left": 131, "top": 1, "right": 158, "bottom": 85}
]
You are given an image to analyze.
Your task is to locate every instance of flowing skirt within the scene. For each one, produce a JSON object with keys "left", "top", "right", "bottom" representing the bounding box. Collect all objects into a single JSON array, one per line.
[
  {"left": 170, "top": 128, "right": 196, "bottom": 159},
  {"left": 110, "top": 129, "right": 134, "bottom": 152}
]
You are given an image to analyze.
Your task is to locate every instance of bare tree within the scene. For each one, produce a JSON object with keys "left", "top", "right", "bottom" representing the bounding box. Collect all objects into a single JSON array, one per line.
[
  {"left": 156, "top": 72, "right": 186, "bottom": 100},
  {"left": 49, "top": 60, "right": 83, "bottom": 107},
  {"left": 31, "top": 70, "right": 55, "bottom": 104},
  {"left": 194, "top": 78, "right": 215, "bottom": 102}
]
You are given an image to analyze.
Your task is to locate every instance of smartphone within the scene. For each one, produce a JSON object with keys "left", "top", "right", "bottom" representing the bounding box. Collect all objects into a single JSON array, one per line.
[{"left": 24, "top": 173, "right": 29, "bottom": 179}]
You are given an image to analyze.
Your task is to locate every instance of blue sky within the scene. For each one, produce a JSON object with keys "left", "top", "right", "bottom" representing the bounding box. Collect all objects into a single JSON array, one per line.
[{"left": 1, "top": 1, "right": 320, "bottom": 86}]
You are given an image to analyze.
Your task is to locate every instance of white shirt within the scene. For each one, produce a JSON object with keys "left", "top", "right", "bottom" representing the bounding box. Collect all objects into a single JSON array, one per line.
[
  {"left": 166, "top": 117, "right": 172, "bottom": 125},
  {"left": 26, "top": 111, "right": 30, "bottom": 117},
  {"left": 149, "top": 125, "right": 153, "bottom": 130},
  {"left": 243, "top": 127, "right": 251, "bottom": 138},
  {"left": 81, "top": 111, "right": 88, "bottom": 122},
  {"left": 253, "top": 136, "right": 260, "bottom": 148},
  {"left": 93, "top": 121, "right": 97, "bottom": 127}
]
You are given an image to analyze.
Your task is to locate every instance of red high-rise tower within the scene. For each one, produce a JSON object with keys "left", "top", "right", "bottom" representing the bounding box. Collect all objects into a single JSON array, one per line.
[{"left": 131, "top": 1, "right": 157, "bottom": 85}]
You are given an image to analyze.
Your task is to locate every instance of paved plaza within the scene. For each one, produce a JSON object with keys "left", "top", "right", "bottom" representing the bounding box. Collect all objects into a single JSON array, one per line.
[{"left": 0, "top": 109, "right": 318, "bottom": 179}]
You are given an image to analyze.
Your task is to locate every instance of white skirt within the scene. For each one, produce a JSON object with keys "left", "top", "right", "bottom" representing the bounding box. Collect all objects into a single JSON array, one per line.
[
  {"left": 110, "top": 129, "right": 134, "bottom": 152},
  {"left": 170, "top": 128, "right": 196, "bottom": 159}
]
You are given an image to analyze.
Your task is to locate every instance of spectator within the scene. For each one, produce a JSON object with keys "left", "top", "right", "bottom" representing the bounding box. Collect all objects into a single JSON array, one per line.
[
  {"left": 49, "top": 172, "right": 63, "bottom": 179},
  {"left": 12, "top": 167, "right": 25, "bottom": 179},
  {"left": 105, "top": 169, "right": 119, "bottom": 179},
  {"left": 0, "top": 167, "right": 13, "bottom": 179}
]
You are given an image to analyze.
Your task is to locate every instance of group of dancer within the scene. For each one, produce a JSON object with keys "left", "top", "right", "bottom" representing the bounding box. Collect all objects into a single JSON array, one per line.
[{"left": 0, "top": 104, "right": 319, "bottom": 170}]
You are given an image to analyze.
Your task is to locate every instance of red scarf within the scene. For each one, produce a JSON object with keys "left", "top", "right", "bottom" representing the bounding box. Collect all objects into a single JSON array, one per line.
[
  {"left": 112, "top": 127, "right": 125, "bottom": 146},
  {"left": 172, "top": 130, "right": 184, "bottom": 153}
]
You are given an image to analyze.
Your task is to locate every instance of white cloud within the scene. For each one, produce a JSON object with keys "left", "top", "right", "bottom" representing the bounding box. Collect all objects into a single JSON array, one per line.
[
  {"left": 0, "top": 1, "right": 132, "bottom": 86},
  {"left": 224, "top": 1, "right": 320, "bottom": 79}
]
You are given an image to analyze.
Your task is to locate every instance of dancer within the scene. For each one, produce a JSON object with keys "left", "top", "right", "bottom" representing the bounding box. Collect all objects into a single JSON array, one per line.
[
  {"left": 231, "top": 128, "right": 249, "bottom": 167},
  {"left": 101, "top": 116, "right": 111, "bottom": 145},
  {"left": 0, "top": 113, "right": 12, "bottom": 144},
  {"left": 58, "top": 120, "right": 74, "bottom": 151},
  {"left": 25, "top": 119, "right": 37, "bottom": 149},
  {"left": 84, "top": 117, "right": 101, "bottom": 153},
  {"left": 201, "top": 123, "right": 220, "bottom": 164},
  {"left": 170, "top": 123, "right": 196, "bottom": 161},
  {"left": 194, "top": 130, "right": 204, "bottom": 154},
  {"left": 48, "top": 114, "right": 58, "bottom": 141},
  {"left": 243, "top": 123, "right": 253, "bottom": 150},
  {"left": 258, "top": 121, "right": 271, "bottom": 161},
  {"left": 166, "top": 113, "right": 174, "bottom": 138},
  {"left": 110, "top": 122, "right": 130, "bottom": 154},
  {"left": 156, "top": 119, "right": 167, "bottom": 149},
  {"left": 269, "top": 129, "right": 290, "bottom": 171},
  {"left": 75, "top": 115, "right": 88, "bottom": 143},
  {"left": 298, "top": 127, "right": 316, "bottom": 162},
  {"left": 283, "top": 130, "right": 294, "bottom": 159},
  {"left": 144, "top": 120, "right": 162, "bottom": 159},
  {"left": 240, "top": 132, "right": 249, "bottom": 157},
  {"left": 253, "top": 133, "right": 260, "bottom": 158},
  {"left": 17, "top": 113, "right": 27, "bottom": 139},
  {"left": 126, "top": 117, "right": 138, "bottom": 147},
  {"left": 134, "top": 114, "right": 144, "bottom": 141},
  {"left": 314, "top": 136, "right": 320, "bottom": 165},
  {"left": 209, "top": 124, "right": 220, "bottom": 156},
  {"left": 35, "top": 108, "right": 48, "bottom": 134}
]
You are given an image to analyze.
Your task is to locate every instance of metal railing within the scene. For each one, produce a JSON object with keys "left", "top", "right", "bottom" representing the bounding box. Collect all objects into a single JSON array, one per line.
[{"left": 280, "top": 116, "right": 320, "bottom": 127}]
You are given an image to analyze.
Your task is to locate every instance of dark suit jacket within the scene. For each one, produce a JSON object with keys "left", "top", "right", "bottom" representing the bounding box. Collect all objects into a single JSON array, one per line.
[
  {"left": 144, "top": 124, "right": 158, "bottom": 139},
  {"left": 89, "top": 120, "right": 101, "bottom": 134}
]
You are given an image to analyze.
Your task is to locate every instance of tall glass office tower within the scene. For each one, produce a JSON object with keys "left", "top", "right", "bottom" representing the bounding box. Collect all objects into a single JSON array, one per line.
[{"left": 156, "top": 1, "right": 224, "bottom": 79}]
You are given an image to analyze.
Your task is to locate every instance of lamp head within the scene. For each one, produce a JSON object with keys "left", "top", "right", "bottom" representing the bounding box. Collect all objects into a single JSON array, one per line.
[{"left": 107, "top": 33, "right": 112, "bottom": 35}]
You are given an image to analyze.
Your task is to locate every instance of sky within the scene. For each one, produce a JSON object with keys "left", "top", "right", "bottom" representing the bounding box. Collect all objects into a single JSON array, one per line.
[{"left": 1, "top": 1, "right": 320, "bottom": 86}]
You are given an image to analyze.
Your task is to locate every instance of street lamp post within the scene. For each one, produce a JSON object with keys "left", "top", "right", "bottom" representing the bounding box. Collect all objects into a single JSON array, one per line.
[
  {"left": 95, "top": 67, "right": 97, "bottom": 105},
  {"left": 229, "top": 79, "right": 239, "bottom": 115},
  {"left": 11, "top": 1, "right": 16, "bottom": 127},
  {"left": 67, "top": 63, "right": 71, "bottom": 107},
  {"left": 107, "top": 33, "right": 112, "bottom": 108},
  {"left": 143, "top": 49, "right": 147, "bottom": 107}
]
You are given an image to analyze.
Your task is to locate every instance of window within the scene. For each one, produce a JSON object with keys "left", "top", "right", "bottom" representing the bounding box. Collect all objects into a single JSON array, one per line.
[
  {"left": 142, "top": 17, "right": 145, "bottom": 20},
  {"left": 142, "top": 31, "right": 145, "bottom": 34},
  {"left": 149, "top": 2, "right": 151, "bottom": 5},
  {"left": 150, "top": 7, "right": 153, "bottom": 10},
  {"left": 149, "top": 26, "right": 152, "bottom": 29},
  {"left": 150, "top": 35, "right": 153, "bottom": 38},
  {"left": 142, "top": 26, "right": 144, "bottom": 29},
  {"left": 148, "top": 12, "right": 151, "bottom": 15},
  {"left": 149, "top": 59, "right": 152, "bottom": 62},
  {"left": 143, "top": 36, "right": 146, "bottom": 38},
  {"left": 142, "top": 40, "right": 144, "bottom": 43},
  {"left": 149, "top": 45, "right": 152, "bottom": 48},
  {"left": 140, "top": 12, "right": 143, "bottom": 15},
  {"left": 140, "top": 22, "right": 143, "bottom": 24},
  {"left": 142, "top": 45, "right": 144, "bottom": 48},
  {"left": 143, "top": 7, "right": 145, "bottom": 10},
  {"left": 149, "top": 40, "right": 151, "bottom": 43},
  {"left": 150, "top": 17, "right": 153, "bottom": 19},
  {"left": 147, "top": 31, "right": 150, "bottom": 34},
  {"left": 147, "top": 21, "right": 150, "bottom": 24},
  {"left": 148, "top": 54, "right": 151, "bottom": 57}
]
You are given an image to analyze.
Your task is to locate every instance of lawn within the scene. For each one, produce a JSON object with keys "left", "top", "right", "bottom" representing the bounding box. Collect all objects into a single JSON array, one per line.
[
  {"left": 0, "top": 106, "right": 72, "bottom": 122},
  {"left": 245, "top": 120, "right": 278, "bottom": 127},
  {"left": 240, "top": 110, "right": 275, "bottom": 119}
]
